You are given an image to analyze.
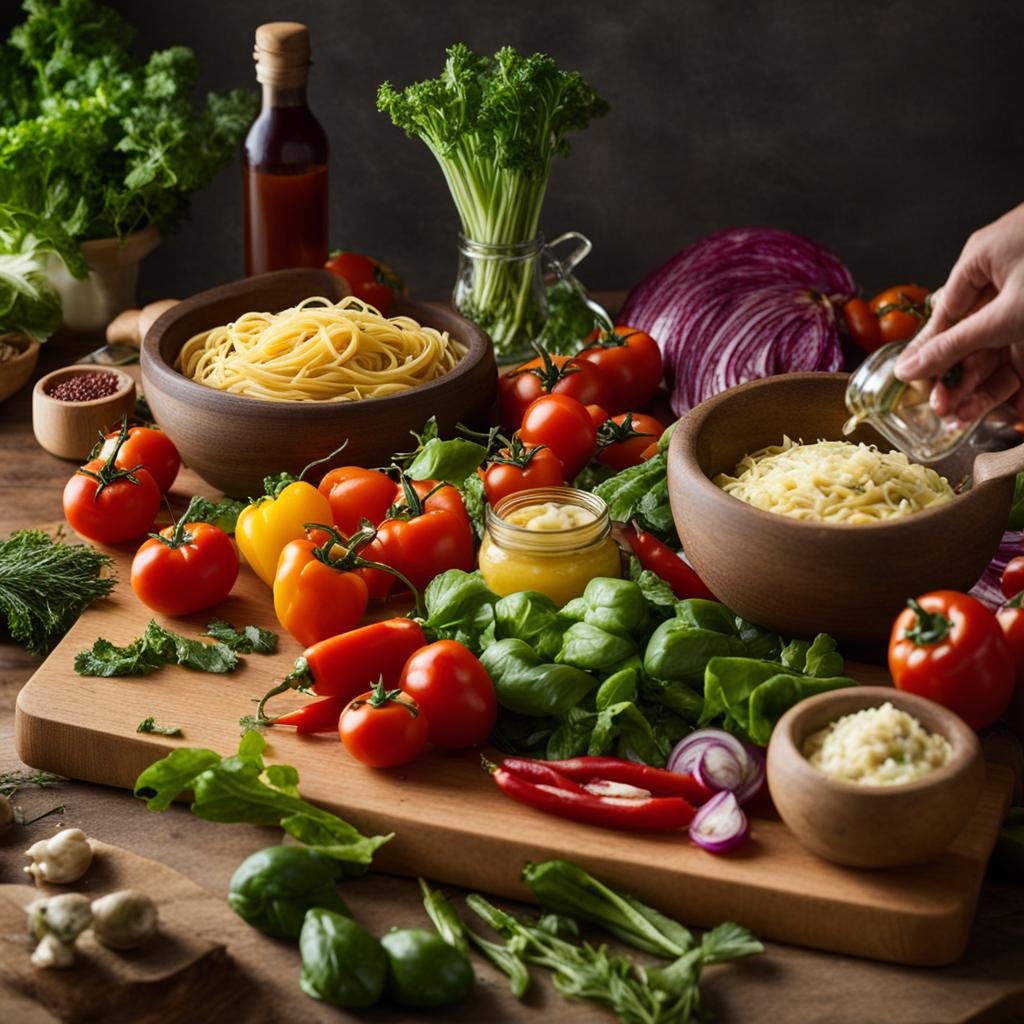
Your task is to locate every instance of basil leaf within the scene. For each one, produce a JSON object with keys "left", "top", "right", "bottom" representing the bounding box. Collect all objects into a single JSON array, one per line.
[
  {"left": 136, "top": 717, "right": 183, "bottom": 737},
  {"left": 204, "top": 619, "right": 278, "bottom": 654},
  {"left": 134, "top": 747, "right": 221, "bottom": 811},
  {"left": 406, "top": 437, "right": 488, "bottom": 486}
]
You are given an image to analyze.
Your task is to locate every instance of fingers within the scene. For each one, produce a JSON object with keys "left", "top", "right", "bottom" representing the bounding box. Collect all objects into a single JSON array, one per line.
[
  {"left": 929, "top": 349, "right": 999, "bottom": 415},
  {"left": 894, "top": 291, "right": 1015, "bottom": 381},
  {"left": 951, "top": 363, "right": 1021, "bottom": 423}
]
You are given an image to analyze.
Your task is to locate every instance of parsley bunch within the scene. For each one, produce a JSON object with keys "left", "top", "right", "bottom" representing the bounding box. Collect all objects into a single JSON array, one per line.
[{"left": 0, "top": 0, "right": 256, "bottom": 266}]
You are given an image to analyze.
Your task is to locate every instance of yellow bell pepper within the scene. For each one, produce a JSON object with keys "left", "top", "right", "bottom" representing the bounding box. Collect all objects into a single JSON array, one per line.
[{"left": 235, "top": 481, "right": 333, "bottom": 586}]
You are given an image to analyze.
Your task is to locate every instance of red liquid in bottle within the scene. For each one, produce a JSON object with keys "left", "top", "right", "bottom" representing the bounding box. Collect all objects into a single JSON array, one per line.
[{"left": 243, "top": 25, "right": 329, "bottom": 276}]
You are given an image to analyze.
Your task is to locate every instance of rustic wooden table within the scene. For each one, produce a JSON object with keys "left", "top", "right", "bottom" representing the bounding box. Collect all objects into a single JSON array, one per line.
[{"left": 2, "top": 328, "right": 1023, "bottom": 1023}]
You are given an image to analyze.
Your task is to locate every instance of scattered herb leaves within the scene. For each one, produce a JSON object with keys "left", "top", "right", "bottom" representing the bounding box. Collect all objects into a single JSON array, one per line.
[
  {"left": 203, "top": 619, "right": 278, "bottom": 654},
  {"left": 75, "top": 620, "right": 239, "bottom": 677},
  {"left": 137, "top": 716, "right": 183, "bottom": 737}
]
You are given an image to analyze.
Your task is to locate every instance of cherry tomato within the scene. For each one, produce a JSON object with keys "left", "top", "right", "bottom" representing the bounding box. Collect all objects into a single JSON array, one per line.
[
  {"left": 519, "top": 394, "right": 597, "bottom": 481},
  {"left": 482, "top": 440, "right": 564, "bottom": 506},
  {"left": 889, "top": 590, "right": 1014, "bottom": 730},
  {"left": 842, "top": 298, "right": 884, "bottom": 353},
  {"left": 63, "top": 459, "right": 161, "bottom": 544},
  {"left": 365, "top": 478, "right": 474, "bottom": 594},
  {"left": 340, "top": 682, "right": 429, "bottom": 768},
  {"left": 497, "top": 350, "right": 611, "bottom": 429},
  {"left": 324, "top": 251, "right": 403, "bottom": 315},
  {"left": 596, "top": 412, "right": 665, "bottom": 471},
  {"left": 131, "top": 521, "right": 238, "bottom": 616},
  {"left": 98, "top": 426, "right": 180, "bottom": 494},
  {"left": 576, "top": 325, "right": 663, "bottom": 414},
  {"left": 318, "top": 466, "right": 396, "bottom": 537},
  {"left": 398, "top": 640, "right": 496, "bottom": 749},
  {"left": 869, "top": 284, "right": 930, "bottom": 344},
  {"left": 1000, "top": 556, "right": 1024, "bottom": 600}
]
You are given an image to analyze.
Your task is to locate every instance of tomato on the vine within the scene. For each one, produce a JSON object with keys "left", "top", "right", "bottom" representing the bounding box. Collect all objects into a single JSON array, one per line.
[
  {"left": 363, "top": 476, "right": 474, "bottom": 594},
  {"left": 596, "top": 412, "right": 665, "bottom": 471},
  {"left": 318, "top": 466, "right": 396, "bottom": 537},
  {"left": 131, "top": 510, "right": 238, "bottom": 616},
  {"left": 889, "top": 590, "right": 1014, "bottom": 730},
  {"left": 586, "top": 404, "right": 609, "bottom": 429},
  {"left": 63, "top": 423, "right": 161, "bottom": 544},
  {"left": 482, "top": 437, "right": 564, "bottom": 506},
  {"left": 576, "top": 324, "right": 663, "bottom": 414},
  {"left": 98, "top": 425, "right": 180, "bottom": 494},
  {"left": 324, "top": 251, "right": 404, "bottom": 314},
  {"left": 870, "top": 284, "right": 930, "bottom": 344},
  {"left": 340, "top": 679, "right": 429, "bottom": 768},
  {"left": 1000, "top": 555, "right": 1024, "bottom": 600},
  {"left": 497, "top": 347, "right": 610, "bottom": 429},
  {"left": 842, "top": 298, "right": 884, "bottom": 353},
  {"left": 398, "top": 640, "right": 496, "bottom": 749},
  {"left": 519, "top": 394, "right": 597, "bottom": 481}
]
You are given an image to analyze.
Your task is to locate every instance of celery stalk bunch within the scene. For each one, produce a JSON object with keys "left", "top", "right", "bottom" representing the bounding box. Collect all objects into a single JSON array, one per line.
[{"left": 377, "top": 44, "right": 608, "bottom": 360}]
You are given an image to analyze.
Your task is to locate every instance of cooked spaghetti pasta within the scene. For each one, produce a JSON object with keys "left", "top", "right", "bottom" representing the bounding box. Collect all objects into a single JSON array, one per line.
[
  {"left": 713, "top": 437, "right": 955, "bottom": 524},
  {"left": 176, "top": 296, "right": 465, "bottom": 402}
]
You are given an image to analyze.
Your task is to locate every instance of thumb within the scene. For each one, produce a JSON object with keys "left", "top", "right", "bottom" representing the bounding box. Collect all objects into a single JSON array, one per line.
[{"left": 894, "top": 291, "right": 1016, "bottom": 381}]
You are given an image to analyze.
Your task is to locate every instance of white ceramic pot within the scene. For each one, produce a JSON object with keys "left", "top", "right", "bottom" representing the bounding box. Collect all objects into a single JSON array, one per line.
[{"left": 47, "top": 226, "right": 160, "bottom": 331}]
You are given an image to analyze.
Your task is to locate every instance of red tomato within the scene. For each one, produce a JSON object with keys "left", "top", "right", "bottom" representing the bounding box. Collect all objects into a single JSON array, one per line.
[
  {"left": 996, "top": 597, "right": 1024, "bottom": 734},
  {"left": 63, "top": 459, "right": 161, "bottom": 544},
  {"left": 1000, "top": 556, "right": 1024, "bottom": 600},
  {"left": 889, "top": 590, "right": 1014, "bottom": 730},
  {"left": 324, "top": 251, "right": 403, "bottom": 315},
  {"left": 398, "top": 640, "right": 496, "bottom": 749},
  {"left": 586, "top": 404, "right": 609, "bottom": 429},
  {"left": 497, "top": 350, "right": 611, "bottom": 429},
  {"left": 98, "top": 426, "right": 180, "bottom": 494},
  {"left": 519, "top": 394, "right": 597, "bottom": 481},
  {"left": 365, "top": 478, "right": 475, "bottom": 594},
  {"left": 482, "top": 440, "right": 564, "bottom": 506},
  {"left": 576, "top": 325, "right": 663, "bottom": 414},
  {"left": 131, "top": 521, "right": 238, "bottom": 616},
  {"left": 340, "top": 683, "right": 429, "bottom": 767},
  {"left": 597, "top": 412, "right": 665, "bottom": 471},
  {"left": 318, "top": 466, "right": 396, "bottom": 537},
  {"left": 869, "top": 284, "right": 930, "bottom": 343},
  {"left": 842, "top": 298, "right": 884, "bottom": 353}
]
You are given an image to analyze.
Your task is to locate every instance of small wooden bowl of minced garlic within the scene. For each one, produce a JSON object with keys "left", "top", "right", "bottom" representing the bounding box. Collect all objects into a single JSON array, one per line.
[{"left": 766, "top": 686, "right": 983, "bottom": 867}]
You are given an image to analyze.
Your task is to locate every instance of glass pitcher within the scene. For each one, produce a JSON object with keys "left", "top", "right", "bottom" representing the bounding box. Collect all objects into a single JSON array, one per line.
[{"left": 452, "top": 231, "right": 602, "bottom": 364}]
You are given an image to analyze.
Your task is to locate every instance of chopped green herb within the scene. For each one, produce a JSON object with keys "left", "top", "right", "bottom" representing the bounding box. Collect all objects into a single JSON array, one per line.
[
  {"left": 0, "top": 529, "right": 114, "bottom": 656},
  {"left": 203, "top": 619, "right": 278, "bottom": 654},
  {"left": 75, "top": 620, "right": 239, "bottom": 677},
  {"left": 136, "top": 716, "right": 183, "bottom": 737},
  {"left": 183, "top": 496, "right": 247, "bottom": 535},
  {"left": 0, "top": 769, "right": 62, "bottom": 799}
]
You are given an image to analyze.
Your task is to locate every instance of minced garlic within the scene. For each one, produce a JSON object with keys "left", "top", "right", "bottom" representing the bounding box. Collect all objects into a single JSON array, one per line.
[
  {"left": 505, "top": 501, "right": 596, "bottom": 531},
  {"left": 802, "top": 701, "right": 951, "bottom": 785}
]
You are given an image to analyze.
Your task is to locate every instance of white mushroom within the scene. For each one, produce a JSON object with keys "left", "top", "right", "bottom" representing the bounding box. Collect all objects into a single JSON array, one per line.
[
  {"left": 90, "top": 890, "right": 159, "bottom": 950},
  {"left": 26, "top": 893, "right": 93, "bottom": 968},
  {"left": 24, "top": 827, "right": 93, "bottom": 884},
  {"left": 0, "top": 793, "right": 13, "bottom": 834}
]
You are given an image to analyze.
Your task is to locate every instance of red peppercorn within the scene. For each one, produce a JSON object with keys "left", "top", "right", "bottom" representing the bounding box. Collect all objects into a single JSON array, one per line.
[{"left": 46, "top": 372, "right": 121, "bottom": 402}]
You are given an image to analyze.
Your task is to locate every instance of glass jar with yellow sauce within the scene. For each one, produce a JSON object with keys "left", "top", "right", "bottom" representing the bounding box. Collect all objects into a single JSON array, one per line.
[{"left": 478, "top": 487, "right": 622, "bottom": 605}]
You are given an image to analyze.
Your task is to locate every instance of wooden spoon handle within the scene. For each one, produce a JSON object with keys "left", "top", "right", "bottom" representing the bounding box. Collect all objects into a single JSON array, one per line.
[{"left": 973, "top": 443, "right": 1024, "bottom": 486}]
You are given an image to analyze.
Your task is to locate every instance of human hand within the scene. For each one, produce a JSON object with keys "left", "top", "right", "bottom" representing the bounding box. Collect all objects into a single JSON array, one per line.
[{"left": 894, "top": 202, "right": 1024, "bottom": 420}]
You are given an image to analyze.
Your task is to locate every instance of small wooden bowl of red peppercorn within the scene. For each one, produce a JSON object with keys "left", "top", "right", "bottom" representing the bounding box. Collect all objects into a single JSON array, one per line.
[{"left": 33, "top": 364, "right": 136, "bottom": 460}]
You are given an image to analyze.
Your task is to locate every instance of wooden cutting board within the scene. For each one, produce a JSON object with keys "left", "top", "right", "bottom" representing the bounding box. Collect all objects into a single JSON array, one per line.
[{"left": 13, "top": 524, "right": 1014, "bottom": 968}]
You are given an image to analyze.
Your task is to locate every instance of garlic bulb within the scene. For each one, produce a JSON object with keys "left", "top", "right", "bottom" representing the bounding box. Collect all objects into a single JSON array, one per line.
[{"left": 24, "top": 827, "right": 93, "bottom": 884}]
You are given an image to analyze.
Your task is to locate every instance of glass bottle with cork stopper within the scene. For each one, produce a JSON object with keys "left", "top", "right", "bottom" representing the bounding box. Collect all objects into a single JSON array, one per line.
[{"left": 242, "top": 22, "right": 328, "bottom": 276}]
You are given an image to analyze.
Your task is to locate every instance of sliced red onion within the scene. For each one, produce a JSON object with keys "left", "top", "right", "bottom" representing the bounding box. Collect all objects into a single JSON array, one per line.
[
  {"left": 970, "top": 530, "right": 1024, "bottom": 609},
  {"left": 689, "top": 791, "right": 749, "bottom": 853},
  {"left": 694, "top": 743, "right": 745, "bottom": 793},
  {"left": 618, "top": 227, "right": 857, "bottom": 415},
  {"left": 668, "top": 729, "right": 765, "bottom": 806}
]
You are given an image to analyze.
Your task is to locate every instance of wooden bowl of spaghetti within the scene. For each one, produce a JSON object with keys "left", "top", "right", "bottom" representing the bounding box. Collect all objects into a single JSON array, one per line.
[
  {"left": 141, "top": 268, "right": 497, "bottom": 495},
  {"left": 667, "top": 372, "right": 1024, "bottom": 651}
]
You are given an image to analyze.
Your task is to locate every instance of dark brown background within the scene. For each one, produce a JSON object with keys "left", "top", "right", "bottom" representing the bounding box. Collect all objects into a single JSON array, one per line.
[{"left": 3, "top": 0, "right": 1023, "bottom": 304}]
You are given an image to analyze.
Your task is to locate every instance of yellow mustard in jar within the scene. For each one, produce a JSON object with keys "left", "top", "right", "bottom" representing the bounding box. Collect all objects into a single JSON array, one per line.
[{"left": 478, "top": 487, "right": 622, "bottom": 606}]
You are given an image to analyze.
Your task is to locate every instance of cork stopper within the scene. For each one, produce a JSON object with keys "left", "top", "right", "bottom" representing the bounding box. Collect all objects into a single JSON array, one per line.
[{"left": 253, "top": 22, "right": 311, "bottom": 88}]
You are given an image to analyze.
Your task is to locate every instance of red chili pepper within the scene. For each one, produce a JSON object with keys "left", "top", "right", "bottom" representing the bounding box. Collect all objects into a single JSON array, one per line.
[
  {"left": 498, "top": 757, "right": 589, "bottom": 794},
  {"left": 487, "top": 760, "right": 696, "bottom": 832},
  {"left": 272, "top": 695, "right": 347, "bottom": 734},
  {"left": 254, "top": 618, "right": 426, "bottom": 723},
  {"left": 525, "top": 756, "right": 713, "bottom": 804},
  {"left": 625, "top": 522, "right": 715, "bottom": 601}
]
